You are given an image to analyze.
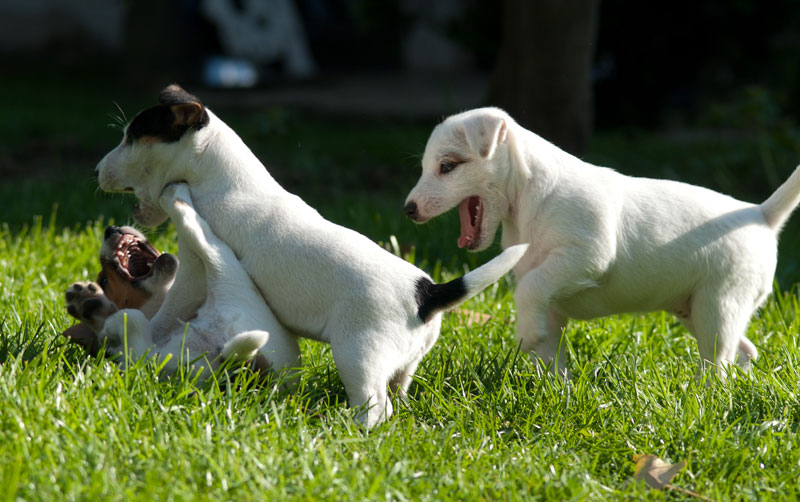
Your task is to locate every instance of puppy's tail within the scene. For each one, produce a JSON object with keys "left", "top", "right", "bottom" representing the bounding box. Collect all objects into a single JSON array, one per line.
[
  {"left": 221, "top": 330, "right": 269, "bottom": 362},
  {"left": 415, "top": 243, "right": 529, "bottom": 322},
  {"left": 760, "top": 164, "right": 800, "bottom": 233}
]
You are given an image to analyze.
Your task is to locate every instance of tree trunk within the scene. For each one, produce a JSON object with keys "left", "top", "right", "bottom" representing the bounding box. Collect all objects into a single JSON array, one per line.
[{"left": 489, "top": 0, "right": 599, "bottom": 155}]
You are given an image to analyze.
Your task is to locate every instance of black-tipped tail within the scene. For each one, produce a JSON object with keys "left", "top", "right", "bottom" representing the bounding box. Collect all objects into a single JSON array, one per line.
[
  {"left": 413, "top": 243, "right": 529, "bottom": 323},
  {"left": 415, "top": 277, "right": 467, "bottom": 323}
]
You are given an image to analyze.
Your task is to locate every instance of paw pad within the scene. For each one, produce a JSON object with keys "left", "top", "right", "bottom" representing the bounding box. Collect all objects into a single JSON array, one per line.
[{"left": 65, "top": 281, "right": 117, "bottom": 328}]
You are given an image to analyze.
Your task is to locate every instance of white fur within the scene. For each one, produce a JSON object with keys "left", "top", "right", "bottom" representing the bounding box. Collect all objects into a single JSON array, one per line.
[
  {"left": 406, "top": 107, "right": 800, "bottom": 376},
  {"left": 95, "top": 98, "right": 526, "bottom": 427},
  {"left": 67, "top": 183, "right": 277, "bottom": 376}
]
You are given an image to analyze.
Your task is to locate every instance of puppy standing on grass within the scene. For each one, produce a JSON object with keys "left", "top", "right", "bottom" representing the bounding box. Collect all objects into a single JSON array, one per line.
[
  {"left": 405, "top": 107, "right": 800, "bottom": 377},
  {"left": 94, "top": 85, "right": 527, "bottom": 428}
]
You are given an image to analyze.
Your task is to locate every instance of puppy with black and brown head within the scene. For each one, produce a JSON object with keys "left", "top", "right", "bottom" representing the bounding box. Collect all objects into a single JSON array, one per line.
[
  {"left": 62, "top": 225, "right": 174, "bottom": 355},
  {"left": 94, "top": 85, "right": 528, "bottom": 428},
  {"left": 64, "top": 183, "right": 280, "bottom": 375}
]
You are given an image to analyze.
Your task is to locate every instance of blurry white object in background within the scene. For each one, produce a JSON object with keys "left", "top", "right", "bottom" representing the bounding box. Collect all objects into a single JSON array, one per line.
[
  {"left": 201, "top": 0, "right": 316, "bottom": 79},
  {"left": 203, "top": 56, "right": 259, "bottom": 88}
]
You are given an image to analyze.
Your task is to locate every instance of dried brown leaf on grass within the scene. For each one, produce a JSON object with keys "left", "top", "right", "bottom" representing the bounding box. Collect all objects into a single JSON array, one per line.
[
  {"left": 633, "top": 454, "right": 686, "bottom": 489},
  {"left": 632, "top": 454, "right": 716, "bottom": 501}
]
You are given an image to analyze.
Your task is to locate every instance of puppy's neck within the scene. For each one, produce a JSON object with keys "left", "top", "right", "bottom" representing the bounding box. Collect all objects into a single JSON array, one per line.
[
  {"left": 188, "top": 110, "right": 282, "bottom": 199},
  {"left": 501, "top": 128, "right": 565, "bottom": 239}
]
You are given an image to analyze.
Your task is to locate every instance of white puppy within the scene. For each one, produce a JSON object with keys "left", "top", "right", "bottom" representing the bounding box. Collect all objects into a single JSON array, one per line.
[
  {"left": 405, "top": 107, "right": 800, "bottom": 376},
  {"left": 66, "top": 182, "right": 275, "bottom": 376},
  {"left": 95, "top": 86, "right": 527, "bottom": 427}
]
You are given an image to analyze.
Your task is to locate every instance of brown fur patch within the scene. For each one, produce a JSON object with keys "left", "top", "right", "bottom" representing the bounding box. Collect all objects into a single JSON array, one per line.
[
  {"left": 97, "top": 263, "right": 150, "bottom": 310},
  {"left": 136, "top": 135, "right": 163, "bottom": 147},
  {"left": 171, "top": 102, "right": 205, "bottom": 127}
]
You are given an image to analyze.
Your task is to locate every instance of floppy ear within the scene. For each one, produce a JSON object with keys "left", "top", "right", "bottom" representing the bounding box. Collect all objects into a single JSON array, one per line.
[
  {"left": 158, "top": 84, "right": 209, "bottom": 129},
  {"left": 461, "top": 114, "right": 508, "bottom": 159},
  {"left": 170, "top": 102, "right": 207, "bottom": 128}
]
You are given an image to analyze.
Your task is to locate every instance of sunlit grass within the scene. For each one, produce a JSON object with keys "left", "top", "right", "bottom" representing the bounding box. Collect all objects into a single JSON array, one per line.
[{"left": 1, "top": 214, "right": 799, "bottom": 501}]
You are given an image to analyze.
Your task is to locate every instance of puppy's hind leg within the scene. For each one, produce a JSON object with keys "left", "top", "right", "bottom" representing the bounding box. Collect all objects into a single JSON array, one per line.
[
  {"left": 737, "top": 336, "right": 758, "bottom": 371},
  {"left": 688, "top": 284, "right": 758, "bottom": 378},
  {"left": 389, "top": 358, "right": 420, "bottom": 401},
  {"left": 97, "top": 309, "right": 154, "bottom": 367},
  {"left": 222, "top": 330, "right": 270, "bottom": 362},
  {"left": 333, "top": 338, "right": 392, "bottom": 428}
]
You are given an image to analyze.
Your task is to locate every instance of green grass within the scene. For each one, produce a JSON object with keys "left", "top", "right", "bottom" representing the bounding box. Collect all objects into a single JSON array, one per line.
[
  {"left": 3, "top": 209, "right": 800, "bottom": 500},
  {"left": 3, "top": 72, "right": 800, "bottom": 500}
]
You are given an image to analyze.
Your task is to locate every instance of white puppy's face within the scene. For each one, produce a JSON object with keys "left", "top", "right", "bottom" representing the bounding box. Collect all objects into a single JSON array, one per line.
[
  {"left": 95, "top": 85, "right": 209, "bottom": 227},
  {"left": 405, "top": 108, "right": 510, "bottom": 251}
]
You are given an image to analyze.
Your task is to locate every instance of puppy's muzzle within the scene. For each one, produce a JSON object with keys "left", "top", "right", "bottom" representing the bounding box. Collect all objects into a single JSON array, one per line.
[
  {"left": 105, "top": 225, "right": 123, "bottom": 240},
  {"left": 404, "top": 201, "right": 419, "bottom": 221}
]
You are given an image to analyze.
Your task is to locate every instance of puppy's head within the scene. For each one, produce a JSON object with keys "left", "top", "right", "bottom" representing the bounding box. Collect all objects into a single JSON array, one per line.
[
  {"left": 98, "top": 225, "right": 176, "bottom": 313},
  {"left": 63, "top": 225, "right": 178, "bottom": 353},
  {"left": 405, "top": 107, "right": 511, "bottom": 251},
  {"left": 95, "top": 84, "right": 209, "bottom": 227}
]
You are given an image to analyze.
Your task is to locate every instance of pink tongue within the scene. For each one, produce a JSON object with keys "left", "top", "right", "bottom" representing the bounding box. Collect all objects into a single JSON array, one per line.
[{"left": 458, "top": 198, "right": 477, "bottom": 248}]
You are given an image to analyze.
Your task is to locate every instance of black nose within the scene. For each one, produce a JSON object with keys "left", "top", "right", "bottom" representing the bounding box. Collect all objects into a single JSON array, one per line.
[
  {"left": 104, "top": 225, "right": 122, "bottom": 240},
  {"left": 404, "top": 201, "right": 418, "bottom": 220}
]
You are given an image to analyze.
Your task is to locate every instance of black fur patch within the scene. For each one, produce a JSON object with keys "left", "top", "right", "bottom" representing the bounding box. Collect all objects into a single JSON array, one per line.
[
  {"left": 125, "top": 84, "right": 209, "bottom": 144},
  {"left": 126, "top": 105, "right": 189, "bottom": 143},
  {"left": 81, "top": 298, "right": 103, "bottom": 320},
  {"left": 415, "top": 276, "right": 467, "bottom": 322}
]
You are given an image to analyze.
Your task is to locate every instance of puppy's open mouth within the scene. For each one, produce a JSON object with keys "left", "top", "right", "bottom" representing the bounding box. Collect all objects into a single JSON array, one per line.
[
  {"left": 457, "top": 196, "right": 483, "bottom": 250},
  {"left": 114, "top": 233, "right": 161, "bottom": 280}
]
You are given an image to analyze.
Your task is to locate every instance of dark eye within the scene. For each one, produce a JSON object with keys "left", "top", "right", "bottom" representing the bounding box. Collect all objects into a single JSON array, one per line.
[
  {"left": 98, "top": 275, "right": 108, "bottom": 289},
  {"left": 440, "top": 161, "right": 459, "bottom": 174}
]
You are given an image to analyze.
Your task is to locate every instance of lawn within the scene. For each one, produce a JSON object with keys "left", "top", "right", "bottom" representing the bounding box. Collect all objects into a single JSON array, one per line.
[{"left": 2, "top": 74, "right": 800, "bottom": 500}]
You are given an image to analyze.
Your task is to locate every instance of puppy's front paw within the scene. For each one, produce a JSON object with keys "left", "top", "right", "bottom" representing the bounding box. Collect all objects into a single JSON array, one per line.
[
  {"left": 159, "top": 182, "right": 191, "bottom": 209},
  {"left": 65, "top": 282, "right": 118, "bottom": 332},
  {"left": 151, "top": 253, "right": 179, "bottom": 282}
]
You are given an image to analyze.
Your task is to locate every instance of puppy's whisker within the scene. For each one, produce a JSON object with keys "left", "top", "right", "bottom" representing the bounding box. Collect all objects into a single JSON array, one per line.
[
  {"left": 401, "top": 151, "right": 423, "bottom": 162},
  {"left": 112, "top": 101, "right": 128, "bottom": 125}
]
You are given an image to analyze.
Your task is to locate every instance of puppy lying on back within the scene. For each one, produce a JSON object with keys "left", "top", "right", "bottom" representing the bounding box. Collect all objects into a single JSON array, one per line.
[
  {"left": 405, "top": 107, "right": 800, "bottom": 377},
  {"left": 62, "top": 225, "right": 174, "bottom": 356},
  {"left": 64, "top": 183, "right": 279, "bottom": 375}
]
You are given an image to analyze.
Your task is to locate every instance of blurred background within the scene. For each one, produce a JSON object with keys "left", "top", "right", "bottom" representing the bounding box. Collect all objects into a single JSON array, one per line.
[{"left": 1, "top": 0, "right": 800, "bottom": 284}]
